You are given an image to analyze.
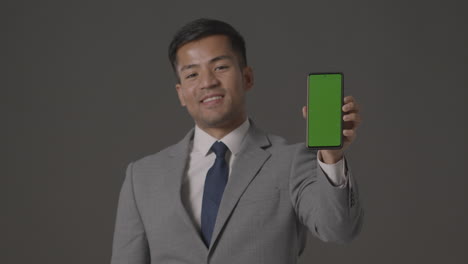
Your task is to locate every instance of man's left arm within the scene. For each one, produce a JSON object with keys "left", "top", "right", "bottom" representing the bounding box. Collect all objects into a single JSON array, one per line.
[
  {"left": 308, "top": 95, "right": 362, "bottom": 165},
  {"left": 304, "top": 95, "right": 362, "bottom": 188},
  {"left": 292, "top": 96, "right": 363, "bottom": 243}
]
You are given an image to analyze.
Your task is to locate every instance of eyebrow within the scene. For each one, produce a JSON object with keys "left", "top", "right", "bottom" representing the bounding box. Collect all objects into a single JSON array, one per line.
[{"left": 179, "top": 55, "right": 233, "bottom": 72}]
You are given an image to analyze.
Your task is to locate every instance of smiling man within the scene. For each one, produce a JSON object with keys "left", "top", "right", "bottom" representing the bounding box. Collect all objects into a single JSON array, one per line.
[
  {"left": 175, "top": 35, "right": 252, "bottom": 139},
  {"left": 111, "top": 18, "right": 363, "bottom": 264}
]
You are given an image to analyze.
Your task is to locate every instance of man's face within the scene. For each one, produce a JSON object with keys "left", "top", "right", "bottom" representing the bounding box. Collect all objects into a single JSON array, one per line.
[{"left": 175, "top": 35, "right": 253, "bottom": 131}]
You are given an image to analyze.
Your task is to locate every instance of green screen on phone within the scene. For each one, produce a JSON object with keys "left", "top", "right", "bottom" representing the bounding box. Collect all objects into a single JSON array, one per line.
[{"left": 307, "top": 73, "right": 343, "bottom": 148}]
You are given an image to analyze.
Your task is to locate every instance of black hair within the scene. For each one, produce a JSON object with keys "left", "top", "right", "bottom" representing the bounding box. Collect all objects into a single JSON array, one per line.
[{"left": 168, "top": 18, "right": 247, "bottom": 81}]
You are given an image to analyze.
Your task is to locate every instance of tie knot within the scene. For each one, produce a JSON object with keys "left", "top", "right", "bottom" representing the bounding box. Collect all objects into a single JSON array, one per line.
[{"left": 211, "top": 141, "right": 228, "bottom": 158}]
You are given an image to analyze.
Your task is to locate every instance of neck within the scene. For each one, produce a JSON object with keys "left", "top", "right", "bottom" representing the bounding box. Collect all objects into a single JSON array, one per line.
[{"left": 198, "top": 116, "right": 247, "bottom": 140}]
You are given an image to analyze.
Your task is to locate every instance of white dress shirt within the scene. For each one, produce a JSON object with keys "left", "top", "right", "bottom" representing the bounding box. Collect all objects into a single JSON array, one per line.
[{"left": 181, "top": 119, "right": 347, "bottom": 230}]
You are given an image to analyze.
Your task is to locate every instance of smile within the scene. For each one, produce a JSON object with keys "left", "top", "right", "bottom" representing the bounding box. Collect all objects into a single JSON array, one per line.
[{"left": 201, "top": 95, "right": 223, "bottom": 103}]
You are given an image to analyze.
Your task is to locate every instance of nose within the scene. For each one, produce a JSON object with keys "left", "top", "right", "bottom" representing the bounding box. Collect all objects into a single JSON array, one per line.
[{"left": 200, "top": 69, "right": 220, "bottom": 89}]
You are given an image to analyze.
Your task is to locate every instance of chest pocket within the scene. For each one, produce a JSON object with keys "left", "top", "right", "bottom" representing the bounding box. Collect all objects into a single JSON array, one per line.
[{"left": 232, "top": 188, "right": 282, "bottom": 227}]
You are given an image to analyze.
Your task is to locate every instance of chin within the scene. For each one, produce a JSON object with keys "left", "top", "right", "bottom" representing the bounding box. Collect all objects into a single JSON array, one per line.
[
  {"left": 202, "top": 118, "right": 228, "bottom": 128},
  {"left": 199, "top": 113, "right": 233, "bottom": 128},
  {"left": 195, "top": 108, "right": 244, "bottom": 129}
]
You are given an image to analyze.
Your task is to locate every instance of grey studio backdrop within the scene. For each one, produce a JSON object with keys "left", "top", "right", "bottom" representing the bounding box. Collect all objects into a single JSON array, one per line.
[{"left": 5, "top": 0, "right": 468, "bottom": 263}]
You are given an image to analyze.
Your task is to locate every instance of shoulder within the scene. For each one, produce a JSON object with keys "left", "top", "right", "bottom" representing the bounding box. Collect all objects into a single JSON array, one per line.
[
  {"left": 131, "top": 144, "right": 177, "bottom": 167},
  {"left": 257, "top": 129, "right": 319, "bottom": 172},
  {"left": 127, "top": 128, "right": 193, "bottom": 172},
  {"left": 246, "top": 120, "right": 316, "bottom": 158},
  {"left": 265, "top": 132, "right": 313, "bottom": 155}
]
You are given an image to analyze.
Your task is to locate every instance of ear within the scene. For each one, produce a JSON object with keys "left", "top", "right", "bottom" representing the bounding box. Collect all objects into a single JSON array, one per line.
[
  {"left": 242, "top": 66, "right": 254, "bottom": 91},
  {"left": 175, "top": 83, "right": 186, "bottom": 106}
]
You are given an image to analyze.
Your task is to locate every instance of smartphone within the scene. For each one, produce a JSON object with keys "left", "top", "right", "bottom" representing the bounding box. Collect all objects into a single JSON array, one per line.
[{"left": 307, "top": 73, "right": 343, "bottom": 149}]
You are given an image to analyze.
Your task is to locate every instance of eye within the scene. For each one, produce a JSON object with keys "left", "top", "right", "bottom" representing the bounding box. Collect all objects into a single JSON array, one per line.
[
  {"left": 185, "top": 72, "right": 198, "bottom": 79},
  {"left": 215, "top": 65, "right": 229, "bottom": 71}
]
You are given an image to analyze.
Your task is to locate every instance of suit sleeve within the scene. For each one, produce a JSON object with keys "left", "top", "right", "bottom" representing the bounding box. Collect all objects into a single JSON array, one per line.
[
  {"left": 289, "top": 146, "right": 363, "bottom": 243},
  {"left": 111, "top": 162, "right": 150, "bottom": 264}
]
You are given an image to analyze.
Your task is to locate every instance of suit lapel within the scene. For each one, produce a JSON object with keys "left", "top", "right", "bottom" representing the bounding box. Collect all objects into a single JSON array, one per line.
[
  {"left": 209, "top": 123, "right": 272, "bottom": 251},
  {"left": 166, "top": 129, "right": 208, "bottom": 251}
]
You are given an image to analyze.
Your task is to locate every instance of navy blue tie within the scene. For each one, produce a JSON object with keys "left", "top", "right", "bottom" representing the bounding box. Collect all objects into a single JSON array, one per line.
[{"left": 201, "top": 141, "right": 229, "bottom": 247}]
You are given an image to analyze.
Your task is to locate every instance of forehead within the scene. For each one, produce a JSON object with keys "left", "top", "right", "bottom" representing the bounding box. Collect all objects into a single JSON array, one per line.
[{"left": 176, "top": 35, "right": 235, "bottom": 68}]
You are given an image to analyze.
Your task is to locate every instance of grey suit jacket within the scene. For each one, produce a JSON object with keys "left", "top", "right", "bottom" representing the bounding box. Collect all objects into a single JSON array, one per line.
[{"left": 111, "top": 123, "right": 363, "bottom": 264}]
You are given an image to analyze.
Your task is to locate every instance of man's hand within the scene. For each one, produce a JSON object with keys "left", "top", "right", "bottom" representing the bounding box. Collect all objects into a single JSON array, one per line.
[{"left": 302, "top": 96, "right": 362, "bottom": 164}]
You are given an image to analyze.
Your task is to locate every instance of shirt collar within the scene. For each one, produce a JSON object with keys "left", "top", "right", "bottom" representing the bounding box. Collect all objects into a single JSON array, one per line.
[{"left": 193, "top": 118, "right": 250, "bottom": 156}]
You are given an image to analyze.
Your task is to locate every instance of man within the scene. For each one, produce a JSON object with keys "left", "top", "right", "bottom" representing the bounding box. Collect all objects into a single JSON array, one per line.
[{"left": 111, "top": 18, "right": 363, "bottom": 264}]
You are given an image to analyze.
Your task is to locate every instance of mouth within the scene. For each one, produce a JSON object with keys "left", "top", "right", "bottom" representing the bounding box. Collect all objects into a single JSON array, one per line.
[{"left": 200, "top": 94, "right": 224, "bottom": 104}]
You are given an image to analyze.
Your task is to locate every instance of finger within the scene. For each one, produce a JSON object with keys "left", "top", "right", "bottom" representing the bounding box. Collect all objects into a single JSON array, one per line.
[
  {"left": 343, "top": 120, "right": 360, "bottom": 130},
  {"left": 343, "top": 115, "right": 362, "bottom": 131},
  {"left": 302, "top": 106, "right": 307, "bottom": 119},
  {"left": 344, "top": 96, "right": 355, "bottom": 104},
  {"left": 342, "top": 101, "right": 360, "bottom": 113},
  {"left": 343, "top": 112, "right": 361, "bottom": 122},
  {"left": 343, "top": 129, "right": 356, "bottom": 138}
]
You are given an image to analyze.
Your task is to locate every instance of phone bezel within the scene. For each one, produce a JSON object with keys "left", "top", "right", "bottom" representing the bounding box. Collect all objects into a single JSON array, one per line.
[{"left": 306, "top": 72, "right": 344, "bottom": 149}]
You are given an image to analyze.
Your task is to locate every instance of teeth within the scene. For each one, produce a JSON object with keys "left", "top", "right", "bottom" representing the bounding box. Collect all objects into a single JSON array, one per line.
[{"left": 203, "top": 96, "right": 222, "bottom": 103}]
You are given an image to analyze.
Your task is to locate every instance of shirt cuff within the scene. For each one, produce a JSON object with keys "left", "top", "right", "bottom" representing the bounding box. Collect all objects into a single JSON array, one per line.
[{"left": 317, "top": 150, "right": 348, "bottom": 188}]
